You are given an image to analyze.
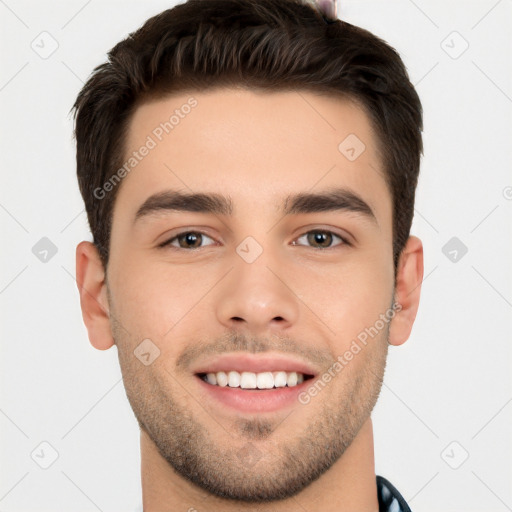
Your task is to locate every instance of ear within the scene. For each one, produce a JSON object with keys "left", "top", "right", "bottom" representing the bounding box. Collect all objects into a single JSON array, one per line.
[
  {"left": 389, "top": 235, "right": 424, "bottom": 346},
  {"left": 75, "top": 241, "right": 114, "bottom": 350}
]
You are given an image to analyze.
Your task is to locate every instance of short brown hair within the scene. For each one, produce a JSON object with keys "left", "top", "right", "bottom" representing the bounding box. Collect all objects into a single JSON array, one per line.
[{"left": 71, "top": 0, "right": 423, "bottom": 275}]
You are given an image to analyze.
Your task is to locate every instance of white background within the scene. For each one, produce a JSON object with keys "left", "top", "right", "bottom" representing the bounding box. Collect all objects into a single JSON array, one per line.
[{"left": 1, "top": 1, "right": 511, "bottom": 511}]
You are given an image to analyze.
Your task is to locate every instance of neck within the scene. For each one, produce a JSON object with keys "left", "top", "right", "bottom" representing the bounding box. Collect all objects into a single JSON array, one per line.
[{"left": 140, "top": 417, "right": 379, "bottom": 512}]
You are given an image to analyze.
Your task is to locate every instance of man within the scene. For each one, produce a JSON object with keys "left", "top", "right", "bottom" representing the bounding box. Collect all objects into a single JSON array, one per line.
[{"left": 72, "top": 0, "right": 424, "bottom": 510}]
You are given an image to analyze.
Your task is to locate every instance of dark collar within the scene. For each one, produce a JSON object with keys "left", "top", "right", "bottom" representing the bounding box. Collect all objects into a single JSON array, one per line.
[{"left": 377, "top": 475, "right": 412, "bottom": 512}]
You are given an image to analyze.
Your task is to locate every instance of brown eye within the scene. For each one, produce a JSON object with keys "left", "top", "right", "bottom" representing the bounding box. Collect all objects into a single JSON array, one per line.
[
  {"left": 160, "top": 231, "right": 216, "bottom": 250},
  {"left": 293, "top": 230, "right": 347, "bottom": 249}
]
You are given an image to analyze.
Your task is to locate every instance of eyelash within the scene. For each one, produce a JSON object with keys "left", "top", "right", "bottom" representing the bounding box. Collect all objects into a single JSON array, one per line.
[{"left": 158, "top": 229, "right": 351, "bottom": 251}]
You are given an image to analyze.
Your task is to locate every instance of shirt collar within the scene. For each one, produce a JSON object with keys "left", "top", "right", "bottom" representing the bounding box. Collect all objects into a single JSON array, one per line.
[{"left": 377, "top": 475, "right": 412, "bottom": 512}]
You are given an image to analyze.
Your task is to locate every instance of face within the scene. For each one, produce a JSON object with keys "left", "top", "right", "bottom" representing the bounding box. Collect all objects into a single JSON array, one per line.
[{"left": 105, "top": 88, "right": 396, "bottom": 501}]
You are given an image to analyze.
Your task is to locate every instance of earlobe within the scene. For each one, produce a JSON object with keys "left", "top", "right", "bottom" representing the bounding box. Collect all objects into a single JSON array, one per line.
[
  {"left": 75, "top": 241, "right": 115, "bottom": 350},
  {"left": 388, "top": 236, "right": 424, "bottom": 347}
]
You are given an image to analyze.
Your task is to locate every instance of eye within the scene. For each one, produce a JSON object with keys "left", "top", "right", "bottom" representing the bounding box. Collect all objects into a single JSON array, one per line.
[
  {"left": 159, "top": 228, "right": 350, "bottom": 251},
  {"left": 292, "top": 230, "right": 349, "bottom": 249},
  {"left": 159, "top": 231, "right": 216, "bottom": 250}
]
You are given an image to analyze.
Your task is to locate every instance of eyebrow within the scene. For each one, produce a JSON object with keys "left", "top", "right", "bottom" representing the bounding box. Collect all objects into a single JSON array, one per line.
[{"left": 133, "top": 187, "right": 378, "bottom": 226}]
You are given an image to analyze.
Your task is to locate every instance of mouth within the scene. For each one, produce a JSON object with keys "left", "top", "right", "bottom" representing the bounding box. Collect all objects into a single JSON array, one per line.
[
  {"left": 194, "top": 370, "right": 316, "bottom": 413},
  {"left": 195, "top": 371, "right": 315, "bottom": 390},
  {"left": 191, "top": 353, "right": 319, "bottom": 412}
]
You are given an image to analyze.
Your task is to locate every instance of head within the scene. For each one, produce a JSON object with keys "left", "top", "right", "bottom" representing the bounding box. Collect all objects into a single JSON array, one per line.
[{"left": 74, "top": 0, "right": 424, "bottom": 504}]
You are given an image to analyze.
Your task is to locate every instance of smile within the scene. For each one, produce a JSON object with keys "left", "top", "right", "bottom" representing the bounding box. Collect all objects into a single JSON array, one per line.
[{"left": 197, "top": 370, "right": 314, "bottom": 389}]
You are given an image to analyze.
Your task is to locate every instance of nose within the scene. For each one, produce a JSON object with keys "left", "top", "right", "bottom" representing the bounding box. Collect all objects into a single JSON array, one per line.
[{"left": 215, "top": 252, "right": 300, "bottom": 337}]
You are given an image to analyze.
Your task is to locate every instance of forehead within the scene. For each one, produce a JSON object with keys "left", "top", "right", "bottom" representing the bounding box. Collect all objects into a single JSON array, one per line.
[{"left": 115, "top": 87, "right": 390, "bottom": 225}]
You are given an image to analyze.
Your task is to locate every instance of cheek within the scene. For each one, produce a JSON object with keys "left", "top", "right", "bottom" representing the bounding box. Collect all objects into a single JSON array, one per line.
[
  {"left": 298, "top": 254, "right": 393, "bottom": 346},
  {"left": 108, "top": 230, "right": 394, "bottom": 343},
  {"left": 109, "top": 255, "right": 212, "bottom": 338}
]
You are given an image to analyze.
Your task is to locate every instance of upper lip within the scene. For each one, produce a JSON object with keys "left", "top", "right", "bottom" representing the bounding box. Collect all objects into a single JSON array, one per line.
[{"left": 192, "top": 353, "right": 318, "bottom": 376}]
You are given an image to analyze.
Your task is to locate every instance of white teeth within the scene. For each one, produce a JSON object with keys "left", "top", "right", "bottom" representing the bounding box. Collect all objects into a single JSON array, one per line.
[
  {"left": 240, "top": 372, "right": 257, "bottom": 389},
  {"left": 206, "top": 373, "right": 217, "bottom": 385},
  {"left": 287, "top": 372, "right": 298, "bottom": 387},
  {"left": 202, "top": 370, "right": 307, "bottom": 389},
  {"left": 273, "top": 371, "right": 288, "bottom": 388},
  {"left": 228, "top": 371, "right": 240, "bottom": 388},
  {"left": 256, "top": 372, "right": 274, "bottom": 389},
  {"left": 215, "top": 372, "right": 228, "bottom": 387}
]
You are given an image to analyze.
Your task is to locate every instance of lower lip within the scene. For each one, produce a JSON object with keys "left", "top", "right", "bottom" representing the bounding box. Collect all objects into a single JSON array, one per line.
[{"left": 195, "top": 375, "right": 314, "bottom": 413}]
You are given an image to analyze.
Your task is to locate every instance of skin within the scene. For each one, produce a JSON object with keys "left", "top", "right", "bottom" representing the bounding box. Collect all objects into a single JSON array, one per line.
[{"left": 76, "top": 87, "right": 423, "bottom": 512}]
